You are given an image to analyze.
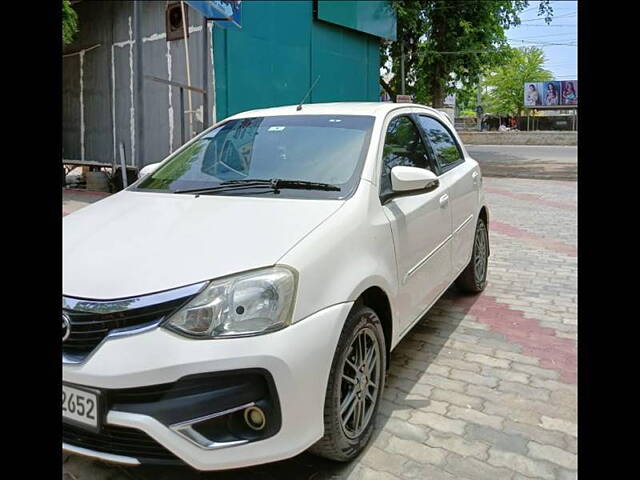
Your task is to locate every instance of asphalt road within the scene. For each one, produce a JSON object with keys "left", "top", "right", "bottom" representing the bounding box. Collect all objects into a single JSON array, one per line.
[{"left": 465, "top": 145, "right": 577, "bottom": 181}]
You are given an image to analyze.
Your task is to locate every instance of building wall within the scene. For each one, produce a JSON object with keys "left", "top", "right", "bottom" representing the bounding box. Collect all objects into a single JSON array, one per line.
[
  {"left": 213, "top": 0, "right": 382, "bottom": 120},
  {"left": 62, "top": 1, "right": 391, "bottom": 166},
  {"left": 62, "top": 1, "right": 212, "bottom": 166}
]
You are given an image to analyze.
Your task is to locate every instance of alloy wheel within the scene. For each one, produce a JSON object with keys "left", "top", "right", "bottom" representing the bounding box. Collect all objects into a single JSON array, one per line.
[
  {"left": 339, "top": 327, "right": 381, "bottom": 439},
  {"left": 474, "top": 222, "right": 488, "bottom": 282}
]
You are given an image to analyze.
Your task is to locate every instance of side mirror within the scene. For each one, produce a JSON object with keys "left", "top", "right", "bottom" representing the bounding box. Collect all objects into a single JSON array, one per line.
[
  {"left": 139, "top": 162, "right": 161, "bottom": 177},
  {"left": 390, "top": 166, "right": 439, "bottom": 193}
]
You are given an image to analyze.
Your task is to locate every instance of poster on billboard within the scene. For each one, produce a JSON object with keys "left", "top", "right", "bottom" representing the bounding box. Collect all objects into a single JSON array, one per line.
[
  {"left": 524, "top": 80, "right": 577, "bottom": 107},
  {"left": 560, "top": 80, "right": 578, "bottom": 105}
]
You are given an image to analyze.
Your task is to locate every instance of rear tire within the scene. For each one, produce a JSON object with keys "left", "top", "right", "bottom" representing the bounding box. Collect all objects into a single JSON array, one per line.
[
  {"left": 455, "top": 216, "right": 489, "bottom": 293},
  {"left": 309, "top": 305, "right": 386, "bottom": 462}
]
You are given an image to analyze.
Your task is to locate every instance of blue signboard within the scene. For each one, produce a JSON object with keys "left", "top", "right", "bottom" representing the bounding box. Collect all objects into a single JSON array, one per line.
[{"left": 186, "top": 1, "right": 242, "bottom": 29}]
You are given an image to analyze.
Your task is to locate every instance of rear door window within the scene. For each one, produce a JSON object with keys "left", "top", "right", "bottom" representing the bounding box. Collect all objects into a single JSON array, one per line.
[{"left": 417, "top": 115, "right": 464, "bottom": 171}]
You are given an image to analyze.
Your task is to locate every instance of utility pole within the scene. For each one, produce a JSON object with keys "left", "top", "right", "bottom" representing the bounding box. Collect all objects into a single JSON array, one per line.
[
  {"left": 476, "top": 76, "right": 482, "bottom": 131},
  {"left": 400, "top": 39, "right": 406, "bottom": 95}
]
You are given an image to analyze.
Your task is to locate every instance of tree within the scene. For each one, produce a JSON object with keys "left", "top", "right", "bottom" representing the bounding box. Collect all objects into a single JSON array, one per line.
[
  {"left": 484, "top": 46, "right": 553, "bottom": 115},
  {"left": 62, "top": 0, "right": 78, "bottom": 46},
  {"left": 381, "top": 1, "right": 554, "bottom": 106},
  {"left": 453, "top": 81, "right": 479, "bottom": 113}
]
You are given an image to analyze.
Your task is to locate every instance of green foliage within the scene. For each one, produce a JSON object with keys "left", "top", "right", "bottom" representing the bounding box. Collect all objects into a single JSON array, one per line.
[
  {"left": 455, "top": 82, "right": 481, "bottom": 112},
  {"left": 62, "top": 0, "right": 78, "bottom": 46},
  {"left": 483, "top": 46, "right": 553, "bottom": 115},
  {"left": 458, "top": 109, "right": 477, "bottom": 118},
  {"left": 381, "top": 1, "right": 554, "bottom": 107}
]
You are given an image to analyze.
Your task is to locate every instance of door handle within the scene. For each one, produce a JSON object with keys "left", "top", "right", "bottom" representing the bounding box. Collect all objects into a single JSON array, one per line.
[{"left": 439, "top": 194, "right": 449, "bottom": 208}]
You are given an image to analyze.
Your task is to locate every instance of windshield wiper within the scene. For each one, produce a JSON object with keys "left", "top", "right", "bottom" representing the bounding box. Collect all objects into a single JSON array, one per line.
[{"left": 174, "top": 178, "right": 340, "bottom": 195}]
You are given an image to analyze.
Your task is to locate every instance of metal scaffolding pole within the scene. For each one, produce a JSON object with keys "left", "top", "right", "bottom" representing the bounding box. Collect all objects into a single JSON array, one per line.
[
  {"left": 133, "top": 0, "right": 145, "bottom": 168},
  {"left": 180, "top": 1, "right": 194, "bottom": 139},
  {"left": 201, "top": 16, "right": 209, "bottom": 129}
]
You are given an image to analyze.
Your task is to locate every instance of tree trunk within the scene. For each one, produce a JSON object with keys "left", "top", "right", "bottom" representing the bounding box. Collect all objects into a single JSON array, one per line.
[
  {"left": 431, "top": 62, "right": 444, "bottom": 107},
  {"left": 430, "top": 8, "right": 446, "bottom": 108}
]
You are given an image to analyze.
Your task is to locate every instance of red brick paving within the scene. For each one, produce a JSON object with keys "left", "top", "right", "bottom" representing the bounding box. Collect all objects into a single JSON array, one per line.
[
  {"left": 484, "top": 187, "right": 576, "bottom": 212},
  {"left": 63, "top": 177, "right": 577, "bottom": 480},
  {"left": 491, "top": 220, "right": 577, "bottom": 257}
]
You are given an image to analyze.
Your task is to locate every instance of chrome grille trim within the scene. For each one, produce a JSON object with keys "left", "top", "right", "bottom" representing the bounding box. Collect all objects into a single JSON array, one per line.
[
  {"left": 62, "top": 281, "right": 208, "bottom": 364},
  {"left": 63, "top": 281, "right": 208, "bottom": 312}
]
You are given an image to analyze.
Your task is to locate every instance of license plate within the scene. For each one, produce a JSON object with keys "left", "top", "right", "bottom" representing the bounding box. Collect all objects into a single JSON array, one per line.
[{"left": 62, "top": 383, "right": 101, "bottom": 431}]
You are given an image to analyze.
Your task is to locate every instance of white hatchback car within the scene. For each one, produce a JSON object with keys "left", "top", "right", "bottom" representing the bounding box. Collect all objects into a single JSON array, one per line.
[{"left": 63, "top": 102, "right": 489, "bottom": 470}]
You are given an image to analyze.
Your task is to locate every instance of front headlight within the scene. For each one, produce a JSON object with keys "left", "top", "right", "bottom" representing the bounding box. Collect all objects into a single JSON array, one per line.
[{"left": 164, "top": 267, "right": 297, "bottom": 338}]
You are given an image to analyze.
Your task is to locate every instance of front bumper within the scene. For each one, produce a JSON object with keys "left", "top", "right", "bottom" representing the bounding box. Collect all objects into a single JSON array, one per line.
[{"left": 62, "top": 302, "right": 352, "bottom": 471}]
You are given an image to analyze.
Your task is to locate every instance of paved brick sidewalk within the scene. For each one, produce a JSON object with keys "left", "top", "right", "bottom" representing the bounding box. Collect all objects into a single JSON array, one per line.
[{"left": 63, "top": 176, "right": 577, "bottom": 480}]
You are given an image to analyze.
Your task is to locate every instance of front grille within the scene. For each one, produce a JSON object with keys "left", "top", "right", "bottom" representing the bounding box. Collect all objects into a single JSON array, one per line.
[
  {"left": 63, "top": 297, "right": 188, "bottom": 357},
  {"left": 63, "top": 422, "right": 181, "bottom": 463},
  {"left": 105, "top": 370, "right": 281, "bottom": 439}
]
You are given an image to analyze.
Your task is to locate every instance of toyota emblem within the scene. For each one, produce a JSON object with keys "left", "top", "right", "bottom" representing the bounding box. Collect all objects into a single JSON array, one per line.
[{"left": 62, "top": 314, "right": 71, "bottom": 342}]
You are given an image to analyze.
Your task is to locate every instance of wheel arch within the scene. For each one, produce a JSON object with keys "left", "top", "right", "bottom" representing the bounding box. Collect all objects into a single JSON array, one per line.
[
  {"left": 352, "top": 285, "right": 394, "bottom": 369},
  {"left": 479, "top": 205, "right": 490, "bottom": 256}
]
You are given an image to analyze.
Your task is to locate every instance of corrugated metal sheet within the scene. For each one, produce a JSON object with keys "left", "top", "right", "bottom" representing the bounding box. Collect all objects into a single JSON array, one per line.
[
  {"left": 62, "top": 1, "right": 392, "bottom": 165},
  {"left": 62, "top": 1, "right": 209, "bottom": 166}
]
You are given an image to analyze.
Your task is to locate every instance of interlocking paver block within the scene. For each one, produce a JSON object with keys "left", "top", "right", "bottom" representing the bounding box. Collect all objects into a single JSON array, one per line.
[
  {"left": 487, "top": 448, "right": 556, "bottom": 480},
  {"left": 465, "top": 353, "right": 510, "bottom": 369},
  {"left": 480, "top": 366, "right": 530, "bottom": 384},
  {"left": 444, "top": 454, "right": 515, "bottom": 480},
  {"left": 360, "top": 446, "right": 409, "bottom": 474},
  {"left": 430, "top": 387, "right": 484, "bottom": 410},
  {"left": 466, "top": 424, "right": 529, "bottom": 456},
  {"left": 386, "top": 437, "right": 447, "bottom": 465},
  {"left": 449, "top": 368, "right": 499, "bottom": 388},
  {"left": 378, "top": 416, "right": 429, "bottom": 443},
  {"left": 446, "top": 405, "right": 503, "bottom": 430},
  {"left": 409, "top": 411, "right": 467, "bottom": 435},
  {"left": 63, "top": 177, "right": 577, "bottom": 479},
  {"left": 401, "top": 461, "right": 460, "bottom": 480},
  {"left": 426, "top": 430, "right": 489, "bottom": 460},
  {"left": 528, "top": 441, "right": 577, "bottom": 470},
  {"left": 497, "top": 380, "right": 551, "bottom": 401},
  {"left": 503, "top": 420, "right": 570, "bottom": 451},
  {"left": 540, "top": 416, "right": 578, "bottom": 438}
]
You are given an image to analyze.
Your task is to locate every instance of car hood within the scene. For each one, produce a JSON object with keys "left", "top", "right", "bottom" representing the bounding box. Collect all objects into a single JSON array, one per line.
[{"left": 63, "top": 190, "right": 344, "bottom": 299}]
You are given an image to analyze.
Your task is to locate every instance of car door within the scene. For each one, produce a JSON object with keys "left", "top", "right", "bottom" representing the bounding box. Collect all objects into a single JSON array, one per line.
[
  {"left": 416, "top": 113, "right": 479, "bottom": 278},
  {"left": 379, "top": 114, "right": 453, "bottom": 334}
]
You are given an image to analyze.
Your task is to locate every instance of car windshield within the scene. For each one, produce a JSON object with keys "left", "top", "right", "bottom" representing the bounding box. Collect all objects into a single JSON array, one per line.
[{"left": 135, "top": 114, "right": 375, "bottom": 198}]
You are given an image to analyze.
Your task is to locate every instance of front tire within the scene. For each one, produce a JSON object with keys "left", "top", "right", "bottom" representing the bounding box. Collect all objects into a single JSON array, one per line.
[
  {"left": 309, "top": 305, "right": 386, "bottom": 462},
  {"left": 455, "top": 216, "right": 489, "bottom": 293}
]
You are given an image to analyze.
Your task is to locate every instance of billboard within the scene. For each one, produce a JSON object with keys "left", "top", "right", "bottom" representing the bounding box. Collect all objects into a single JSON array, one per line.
[
  {"left": 524, "top": 80, "right": 577, "bottom": 107},
  {"left": 186, "top": 1, "right": 242, "bottom": 29}
]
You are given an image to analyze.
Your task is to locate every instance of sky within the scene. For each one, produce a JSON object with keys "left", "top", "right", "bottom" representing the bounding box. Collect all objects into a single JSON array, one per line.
[{"left": 505, "top": 1, "right": 578, "bottom": 80}]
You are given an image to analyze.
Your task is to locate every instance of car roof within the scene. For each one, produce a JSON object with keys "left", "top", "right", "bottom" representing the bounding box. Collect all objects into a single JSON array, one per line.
[{"left": 226, "top": 102, "right": 445, "bottom": 121}]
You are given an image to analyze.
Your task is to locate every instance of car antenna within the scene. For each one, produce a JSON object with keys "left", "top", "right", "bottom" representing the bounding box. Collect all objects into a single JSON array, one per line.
[{"left": 296, "top": 75, "right": 320, "bottom": 111}]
